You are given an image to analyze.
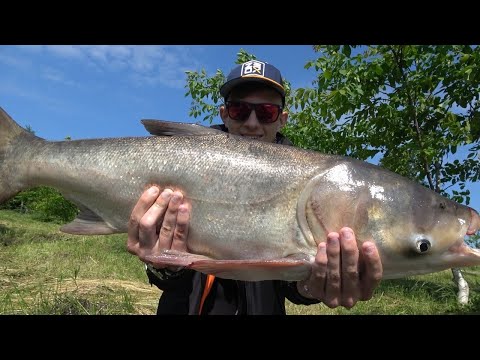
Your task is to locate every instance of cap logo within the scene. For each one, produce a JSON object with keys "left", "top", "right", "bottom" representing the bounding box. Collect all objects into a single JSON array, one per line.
[{"left": 241, "top": 60, "right": 265, "bottom": 77}]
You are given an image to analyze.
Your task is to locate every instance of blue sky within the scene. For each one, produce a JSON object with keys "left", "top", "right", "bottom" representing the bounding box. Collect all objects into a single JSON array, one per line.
[
  {"left": 0, "top": 45, "right": 318, "bottom": 139},
  {"left": 0, "top": 45, "right": 478, "bottom": 214}
]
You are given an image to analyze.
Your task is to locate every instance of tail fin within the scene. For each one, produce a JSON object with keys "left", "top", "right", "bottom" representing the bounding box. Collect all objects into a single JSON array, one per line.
[{"left": 0, "top": 107, "right": 39, "bottom": 203}]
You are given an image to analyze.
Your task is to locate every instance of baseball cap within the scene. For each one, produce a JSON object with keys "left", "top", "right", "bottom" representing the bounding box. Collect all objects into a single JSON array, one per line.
[{"left": 220, "top": 60, "right": 285, "bottom": 100}]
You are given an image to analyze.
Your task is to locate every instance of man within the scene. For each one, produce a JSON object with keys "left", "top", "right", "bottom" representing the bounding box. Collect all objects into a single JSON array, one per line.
[{"left": 127, "top": 60, "right": 383, "bottom": 314}]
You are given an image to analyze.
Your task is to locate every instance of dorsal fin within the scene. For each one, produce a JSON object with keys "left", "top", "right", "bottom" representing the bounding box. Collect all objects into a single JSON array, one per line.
[
  {"left": 141, "top": 119, "right": 223, "bottom": 137},
  {"left": 60, "top": 206, "right": 120, "bottom": 235}
]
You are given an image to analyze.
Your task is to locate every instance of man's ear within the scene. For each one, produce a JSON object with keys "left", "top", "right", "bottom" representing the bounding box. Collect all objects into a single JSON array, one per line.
[
  {"left": 278, "top": 111, "right": 288, "bottom": 129},
  {"left": 220, "top": 105, "right": 228, "bottom": 124}
]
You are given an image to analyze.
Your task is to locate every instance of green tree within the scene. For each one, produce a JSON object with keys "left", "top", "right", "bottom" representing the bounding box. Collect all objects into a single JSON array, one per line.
[
  {"left": 185, "top": 49, "right": 253, "bottom": 124},
  {"left": 1, "top": 186, "right": 78, "bottom": 223},
  {"left": 185, "top": 49, "right": 292, "bottom": 125},
  {"left": 294, "top": 45, "right": 480, "bottom": 304},
  {"left": 184, "top": 45, "right": 480, "bottom": 304},
  {"left": 25, "top": 124, "right": 35, "bottom": 134},
  {"left": 293, "top": 45, "right": 479, "bottom": 206},
  {"left": 1, "top": 126, "right": 79, "bottom": 223},
  {"left": 186, "top": 46, "right": 479, "bottom": 207}
]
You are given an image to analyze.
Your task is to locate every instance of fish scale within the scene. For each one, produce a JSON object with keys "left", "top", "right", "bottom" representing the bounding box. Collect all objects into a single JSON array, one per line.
[{"left": 1, "top": 107, "right": 479, "bottom": 281}]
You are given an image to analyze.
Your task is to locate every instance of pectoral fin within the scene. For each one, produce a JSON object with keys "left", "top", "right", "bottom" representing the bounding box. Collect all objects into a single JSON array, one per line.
[
  {"left": 145, "top": 251, "right": 312, "bottom": 281},
  {"left": 60, "top": 207, "right": 120, "bottom": 235}
]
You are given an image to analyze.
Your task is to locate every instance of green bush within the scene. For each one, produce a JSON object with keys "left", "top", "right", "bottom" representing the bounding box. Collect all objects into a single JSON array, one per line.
[{"left": 0, "top": 186, "right": 78, "bottom": 223}]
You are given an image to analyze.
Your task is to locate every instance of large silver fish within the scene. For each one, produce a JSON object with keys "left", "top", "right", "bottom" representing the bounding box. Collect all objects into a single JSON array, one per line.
[{"left": 1, "top": 107, "right": 479, "bottom": 281}]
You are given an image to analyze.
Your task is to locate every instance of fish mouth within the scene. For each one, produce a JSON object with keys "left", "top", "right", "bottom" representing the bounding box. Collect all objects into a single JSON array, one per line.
[
  {"left": 446, "top": 240, "right": 480, "bottom": 268},
  {"left": 451, "top": 207, "right": 480, "bottom": 267},
  {"left": 383, "top": 241, "right": 480, "bottom": 280},
  {"left": 466, "top": 208, "right": 480, "bottom": 235}
]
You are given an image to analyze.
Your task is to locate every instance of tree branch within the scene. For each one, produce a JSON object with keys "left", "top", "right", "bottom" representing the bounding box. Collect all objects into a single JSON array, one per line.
[{"left": 390, "top": 46, "right": 435, "bottom": 190}]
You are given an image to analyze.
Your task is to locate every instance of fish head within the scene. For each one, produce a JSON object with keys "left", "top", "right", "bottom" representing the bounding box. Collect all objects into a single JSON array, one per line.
[
  {"left": 301, "top": 163, "right": 480, "bottom": 280},
  {"left": 377, "top": 183, "right": 480, "bottom": 279}
]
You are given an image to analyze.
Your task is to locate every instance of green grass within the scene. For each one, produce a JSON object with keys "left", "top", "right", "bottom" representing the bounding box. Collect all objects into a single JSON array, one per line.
[
  {"left": 0, "top": 210, "right": 159, "bottom": 314},
  {"left": 1, "top": 209, "right": 479, "bottom": 315},
  {"left": 287, "top": 272, "right": 480, "bottom": 315}
]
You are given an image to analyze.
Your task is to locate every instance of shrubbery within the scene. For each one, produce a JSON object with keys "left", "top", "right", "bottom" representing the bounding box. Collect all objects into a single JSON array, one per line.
[{"left": 0, "top": 186, "right": 78, "bottom": 223}]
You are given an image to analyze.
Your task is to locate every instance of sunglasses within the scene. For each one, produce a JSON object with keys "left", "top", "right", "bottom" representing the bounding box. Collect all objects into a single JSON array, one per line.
[{"left": 225, "top": 101, "right": 283, "bottom": 124}]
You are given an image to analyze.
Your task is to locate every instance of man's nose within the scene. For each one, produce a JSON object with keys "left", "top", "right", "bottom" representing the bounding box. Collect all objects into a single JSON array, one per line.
[{"left": 242, "top": 109, "right": 261, "bottom": 128}]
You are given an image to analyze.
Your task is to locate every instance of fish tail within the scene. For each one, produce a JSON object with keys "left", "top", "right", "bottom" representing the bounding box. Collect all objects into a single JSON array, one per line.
[{"left": 0, "top": 107, "right": 39, "bottom": 203}]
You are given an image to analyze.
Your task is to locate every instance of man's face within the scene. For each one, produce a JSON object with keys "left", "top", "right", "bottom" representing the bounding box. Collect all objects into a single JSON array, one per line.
[{"left": 220, "top": 87, "right": 288, "bottom": 143}]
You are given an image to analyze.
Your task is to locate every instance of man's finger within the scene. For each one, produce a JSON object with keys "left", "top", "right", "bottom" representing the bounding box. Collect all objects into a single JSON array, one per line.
[
  {"left": 360, "top": 241, "right": 383, "bottom": 300},
  {"left": 339, "top": 227, "right": 360, "bottom": 309},
  {"left": 305, "top": 242, "right": 327, "bottom": 300},
  {"left": 158, "top": 191, "right": 183, "bottom": 249},
  {"left": 324, "top": 232, "right": 341, "bottom": 308},
  {"left": 127, "top": 186, "right": 160, "bottom": 254},
  {"left": 172, "top": 202, "right": 191, "bottom": 252},
  {"left": 139, "top": 189, "right": 173, "bottom": 249}
]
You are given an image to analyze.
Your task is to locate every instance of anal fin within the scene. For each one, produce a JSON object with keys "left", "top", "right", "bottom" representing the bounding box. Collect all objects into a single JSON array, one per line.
[{"left": 145, "top": 251, "right": 312, "bottom": 281}]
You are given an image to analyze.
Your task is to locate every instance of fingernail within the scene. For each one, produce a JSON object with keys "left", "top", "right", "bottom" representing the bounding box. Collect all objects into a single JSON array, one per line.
[
  {"left": 364, "top": 244, "right": 375, "bottom": 255},
  {"left": 178, "top": 205, "right": 188, "bottom": 213},
  {"left": 328, "top": 236, "right": 339, "bottom": 246},
  {"left": 148, "top": 186, "right": 159, "bottom": 195},
  {"left": 319, "top": 243, "right": 326, "bottom": 253},
  {"left": 342, "top": 229, "right": 352, "bottom": 240},
  {"left": 171, "top": 194, "right": 181, "bottom": 204},
  {"left": 161, "top": 189, "right": 172, "bottom": 199}
]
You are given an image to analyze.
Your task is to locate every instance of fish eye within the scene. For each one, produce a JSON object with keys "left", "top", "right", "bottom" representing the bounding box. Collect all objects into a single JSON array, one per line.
[{"left": 416, "top": 239, "right": 431, "bottom": 253}]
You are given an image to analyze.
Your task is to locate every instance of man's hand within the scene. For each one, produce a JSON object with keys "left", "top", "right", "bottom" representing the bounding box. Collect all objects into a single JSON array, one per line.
[
  {"left": 297, "top": 227, "right": 383, "bottom": 309},
  {"left": 126, "top": 186, "right": 191, "bottom": 268},
  {"left": 126, "top": 188, "right": 383, "bottom": 308}
]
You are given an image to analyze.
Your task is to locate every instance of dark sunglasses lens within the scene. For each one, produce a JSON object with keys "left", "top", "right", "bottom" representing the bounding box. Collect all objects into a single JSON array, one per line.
[
  {"left": 255, "top": 104, "right": 280, "bottom": 123},
  {"left": 228, "top": 102, "right": 251, "bottom": 121}
]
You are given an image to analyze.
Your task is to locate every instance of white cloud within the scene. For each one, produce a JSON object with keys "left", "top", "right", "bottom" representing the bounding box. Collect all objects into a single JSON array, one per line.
[
  {"left": 0, "top": 80, "right": 67, "bottom": 110},
  {"left": 15, "top": 45, "right": 43, "bottom": 53},
  {"left": 0, "top": 52, "right": 32, "bottom": 70},
  {"left": 45, "top": 45, "right": 86, "bottom": 60},
  {"left": 35, "top": 45, "right": 203, "bottom": 89},
  {"left": 41, "top": 67, "right": 78, "bottom": 87},
  {"left": 1, "top": 45, "right": 205, "bottom": 110}
]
